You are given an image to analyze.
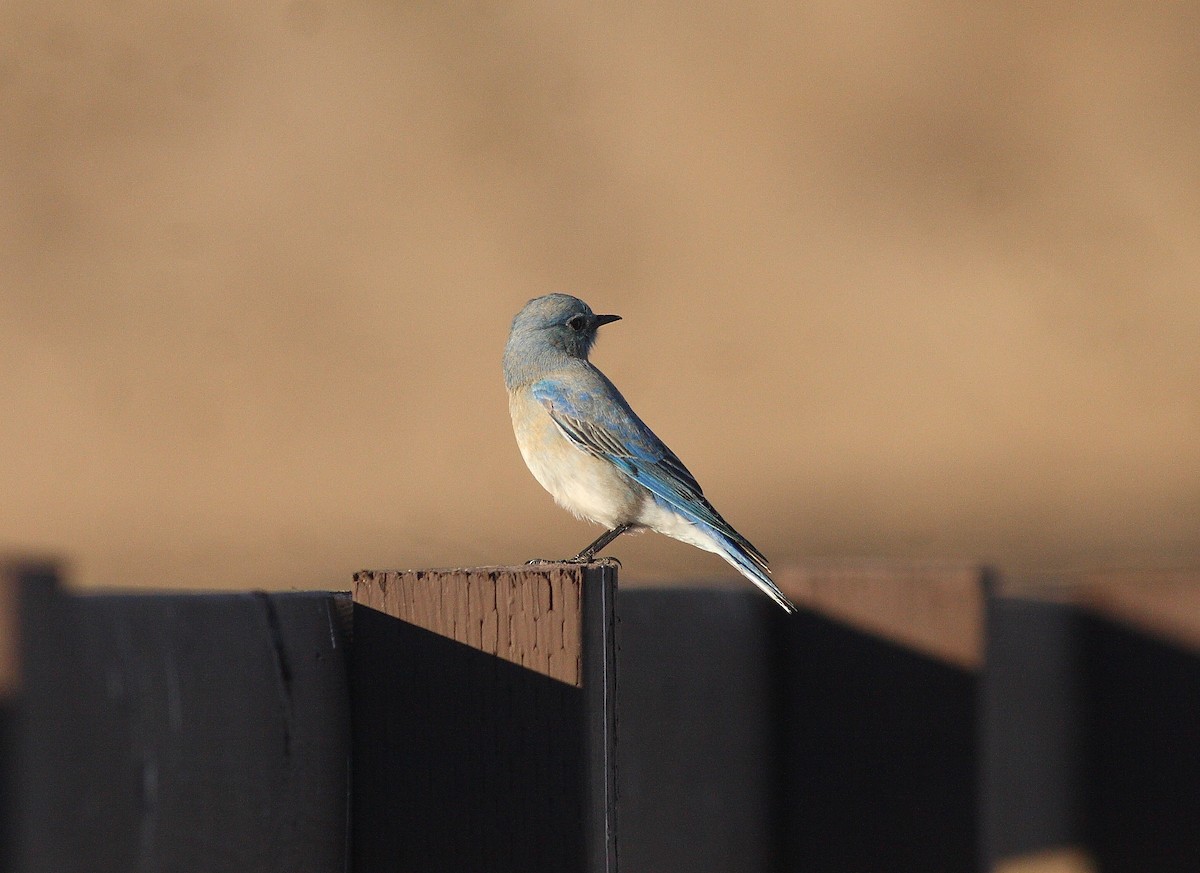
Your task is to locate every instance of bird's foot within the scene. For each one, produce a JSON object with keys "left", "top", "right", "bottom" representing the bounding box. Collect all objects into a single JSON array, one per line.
[
  {"left": 566, "top": 553, "right": 621, "bottom": 568},
  {"left": 525, "top": 555, "right": 622, "bottom": 568}
]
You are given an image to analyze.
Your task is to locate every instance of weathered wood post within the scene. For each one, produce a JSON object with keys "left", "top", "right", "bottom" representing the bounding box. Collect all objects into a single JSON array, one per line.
[{"left": 351, "top": 563, "right": 618, "bottom": 873}]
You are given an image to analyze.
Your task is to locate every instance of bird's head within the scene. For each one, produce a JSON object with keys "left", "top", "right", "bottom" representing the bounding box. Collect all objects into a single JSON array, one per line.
[{"left": 507, "top": 293, "right": 621, "bottom": 362}]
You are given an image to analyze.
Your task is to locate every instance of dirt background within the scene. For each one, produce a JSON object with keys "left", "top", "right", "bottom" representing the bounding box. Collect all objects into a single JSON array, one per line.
[{"left": 2, "top": 2, "right": 1197, "bottom": 591}]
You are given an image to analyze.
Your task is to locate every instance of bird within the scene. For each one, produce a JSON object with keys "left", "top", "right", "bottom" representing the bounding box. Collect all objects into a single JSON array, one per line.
[{"left": 503, "top": 293, "right": 797, "bottom": 613}]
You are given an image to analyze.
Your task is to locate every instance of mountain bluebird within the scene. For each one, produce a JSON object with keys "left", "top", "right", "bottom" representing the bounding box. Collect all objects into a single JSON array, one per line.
[{"left": 503, "top": 293, "right": 797, "bottom": 613}]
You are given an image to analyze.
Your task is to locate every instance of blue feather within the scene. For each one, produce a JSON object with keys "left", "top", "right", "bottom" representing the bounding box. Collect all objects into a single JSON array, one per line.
[{"left": 532, "top": 374, "right": 797, "bottom": 613}]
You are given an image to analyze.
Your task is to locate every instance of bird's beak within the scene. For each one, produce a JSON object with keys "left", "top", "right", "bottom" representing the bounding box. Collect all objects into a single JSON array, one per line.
[{"left": 594, "top": 314, "right": 622, "bottom": 327}]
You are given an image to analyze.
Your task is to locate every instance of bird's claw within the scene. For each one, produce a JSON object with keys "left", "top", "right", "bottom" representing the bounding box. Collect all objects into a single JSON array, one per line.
[
  {"left": 525, "top": 555, "right": 622, "bottom": 568},
  {"left": 568, "top": 554, "right": 621, "bottom": 568}
]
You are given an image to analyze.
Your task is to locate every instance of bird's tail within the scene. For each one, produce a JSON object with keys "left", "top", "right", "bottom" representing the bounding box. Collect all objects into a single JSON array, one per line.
[{"left": 702, "top": 524, "right": 798, "bottom": 614}]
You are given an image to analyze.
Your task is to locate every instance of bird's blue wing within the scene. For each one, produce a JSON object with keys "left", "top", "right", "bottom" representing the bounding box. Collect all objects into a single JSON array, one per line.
[{"left": 530, "top": 374, "right": 771, "bottom": 576}]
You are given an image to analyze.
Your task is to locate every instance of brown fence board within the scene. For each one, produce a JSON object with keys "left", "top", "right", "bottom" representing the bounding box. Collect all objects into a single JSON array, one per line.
[{"left": 351, "top": 563, "right": 617, "bottom": 873}]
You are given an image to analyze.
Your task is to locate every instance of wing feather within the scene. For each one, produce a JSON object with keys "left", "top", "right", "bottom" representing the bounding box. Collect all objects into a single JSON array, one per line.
[{"left": 531, "top": 374, "right": 769, "bottom": 569}]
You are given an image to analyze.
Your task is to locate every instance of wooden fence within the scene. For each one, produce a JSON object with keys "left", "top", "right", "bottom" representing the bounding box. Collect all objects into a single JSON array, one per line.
[{"left": 0, "top": 558, "right": 1197, "bottom": 872}]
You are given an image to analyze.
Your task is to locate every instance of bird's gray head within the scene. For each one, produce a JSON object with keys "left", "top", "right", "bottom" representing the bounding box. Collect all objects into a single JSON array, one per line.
[{"left": 504, "top": 293, "right": 621, "bottom": 387}]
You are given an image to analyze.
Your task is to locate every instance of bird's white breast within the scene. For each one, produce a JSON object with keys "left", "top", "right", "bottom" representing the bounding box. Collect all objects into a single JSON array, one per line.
[{"left": 509, "top": 387, "right": 643, "bottom": 529}]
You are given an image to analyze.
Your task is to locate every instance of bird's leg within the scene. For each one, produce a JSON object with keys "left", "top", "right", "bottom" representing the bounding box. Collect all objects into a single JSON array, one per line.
[
  {"left": 525, "top": 524, "right": 633, "bottom": 566},
  {"left": 569, "top": 523, "right": 633, "bottom": 563}
]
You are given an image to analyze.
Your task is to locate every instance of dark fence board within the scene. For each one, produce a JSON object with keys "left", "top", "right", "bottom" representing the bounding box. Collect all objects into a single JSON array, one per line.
[
  {"left": 985, "top": 574, "right": 1200, "bottom": 872},
  {"left": 774, "top": 608, "right": 981, "bottom": 873},
  {"left": 774, "top": 564, "right": 987, "bottom": 873},
  {"left": 616, "top": 588, "right": 774, "bottom": 873},
  {"left": 982, "top": 595, "right": 1084, "bottom": 864},
  {"left": 11, "top": 579, "right": 351, "bottom": 873},
  {"left": 616, "top": 569, "right": 986, "bottom": 873},
  {"left": 0, "top": 560, "right": 50, "bottom": 873},
  {"left": 1082, "top": 613, "right": 1200, "bottom": 873}
]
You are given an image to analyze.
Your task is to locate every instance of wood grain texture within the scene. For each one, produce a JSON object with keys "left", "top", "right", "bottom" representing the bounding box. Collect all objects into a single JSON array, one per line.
[
  {"left": 351, "top": 564, "right": 617, "bottom": 873},
  {"left": 776, "top": 561, "right": 987, "bottom": 670},
  {"left": 353, "top": 566, "right": 584, "bottom": 686}
]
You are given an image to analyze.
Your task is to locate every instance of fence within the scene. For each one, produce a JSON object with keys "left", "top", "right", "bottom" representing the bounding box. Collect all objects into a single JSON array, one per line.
[{"left": 0, "top": 558, "right": 1197, "bottom": 872}]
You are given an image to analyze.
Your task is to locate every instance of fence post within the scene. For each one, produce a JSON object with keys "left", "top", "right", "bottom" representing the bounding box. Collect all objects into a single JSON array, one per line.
[{"left": 351, "top": 563, "right": 618, "bottom": 873}]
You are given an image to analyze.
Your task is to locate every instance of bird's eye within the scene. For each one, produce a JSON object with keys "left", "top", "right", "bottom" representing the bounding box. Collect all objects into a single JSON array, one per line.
[{"left": 566, "top": 314, "right": 588, "bottom": 332}]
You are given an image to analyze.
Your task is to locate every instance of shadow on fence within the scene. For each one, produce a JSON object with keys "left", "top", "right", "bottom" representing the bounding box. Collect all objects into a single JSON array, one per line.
[{"left": 0, "top": 558, "right": 1197, "bottom": 872}]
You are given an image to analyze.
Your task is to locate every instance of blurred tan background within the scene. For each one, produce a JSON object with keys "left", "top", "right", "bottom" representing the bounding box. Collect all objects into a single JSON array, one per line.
[{"left": 1, "top": 1, "right": 1197, "bottom": 591}]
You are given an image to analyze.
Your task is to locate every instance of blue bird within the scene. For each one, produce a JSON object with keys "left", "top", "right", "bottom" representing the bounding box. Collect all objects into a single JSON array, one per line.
[{"left": 503, "top": 293, "right": 797, "bottom": 613}]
